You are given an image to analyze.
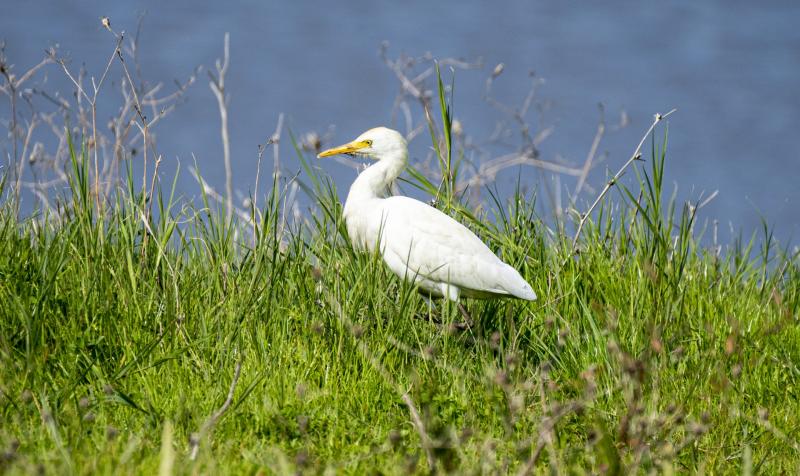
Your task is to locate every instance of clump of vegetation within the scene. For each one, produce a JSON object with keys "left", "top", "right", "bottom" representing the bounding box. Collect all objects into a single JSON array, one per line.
[{"left": 1, "top": 22, "right": 798, "bottom": 475}]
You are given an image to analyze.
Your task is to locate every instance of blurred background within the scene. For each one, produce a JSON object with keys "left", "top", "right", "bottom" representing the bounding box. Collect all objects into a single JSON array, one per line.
[{"left": 2, "top": 0, "right": 798, "bottom": 244}]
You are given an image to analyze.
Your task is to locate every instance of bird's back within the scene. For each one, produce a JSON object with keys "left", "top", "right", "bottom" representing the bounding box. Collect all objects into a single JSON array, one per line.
[{"left": 346, "top": 195, "right": 536, "bottom": 301}]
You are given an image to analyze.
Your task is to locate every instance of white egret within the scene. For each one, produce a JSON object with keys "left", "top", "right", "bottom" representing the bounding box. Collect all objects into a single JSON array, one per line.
[{"left": 317, "top": 127, "right": 537, "bottom": 304}]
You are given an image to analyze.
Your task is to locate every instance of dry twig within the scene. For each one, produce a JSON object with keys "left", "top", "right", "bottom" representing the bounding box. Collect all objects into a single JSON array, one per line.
[
  {"left": 569, "top": 109, "right": 677, "bottom": 255},
  {"left": 53, "top": 28, "right": 123, "bottom": 210},
  {"left": 189, "top": 355, "right": 244, "bottom": 461},
  {"left": 573, "top": 104, "right": 606, "bottom": 198},
  {"left": 209, "top": 33, "right": 233, "bottom": 221},
  {"left": 0, "top": 49, "right": 54, "bottom": 215},
  {"left": 321, "top": 289, "right": 436, "bottom": 473},
  {"left": 253, "top": 113, "right": 284, "bottom": 237}
]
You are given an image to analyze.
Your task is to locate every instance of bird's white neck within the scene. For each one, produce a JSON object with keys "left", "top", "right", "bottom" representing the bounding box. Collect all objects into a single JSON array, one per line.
[{"left": 345, "top": 150, "right": 407, "bottom": 204}]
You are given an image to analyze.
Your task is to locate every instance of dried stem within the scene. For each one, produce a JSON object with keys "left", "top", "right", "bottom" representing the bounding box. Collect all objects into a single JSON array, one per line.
[
  {"left": 209, "top": 33, "right": 233, "bottom": 222},
  {"left": 147, "top": 155, "right": 163, "bottom": 210},
  {"left": 573, "top": 104, "right": 606, "bottom": 198},
  {"left": 190, "top": 165, "right": 253, "bottom": 225},
  {"left": 570, "top": 109, "right": 677, "bottom": 255},
  {"left": 402, "top": 393, "right": 436, "bottom": 472},
  {"left": 54, "top": 29, "right": 123, "bottom": 212},
  {"left": 517, "top": 402, "right": 583, "bottom": 476},
  {"left": 189, "top": 355, "right": 243, "bottom": 461},
  {"left": 253, "top": 113, "right": 284, "bottom": 238},
  {"left": 112, "top": 37, "right": 155, "bottom": 254},
  {"left": 1, "top": 51, "right": 53, "bottom": 216},
  {"left": 322, "top": 289, "right": 435, "bottom": 473},
  {"left": 271, "top": 113, "right": 285, "bottom": 180},
  {"left": 457, "top": 152, "right": 585, "bottom": 195}
]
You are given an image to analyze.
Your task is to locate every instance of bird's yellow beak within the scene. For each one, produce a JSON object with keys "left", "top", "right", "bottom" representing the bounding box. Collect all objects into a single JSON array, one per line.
[{"left": 317, "top": 140, "right": 371, "bottom": 159}]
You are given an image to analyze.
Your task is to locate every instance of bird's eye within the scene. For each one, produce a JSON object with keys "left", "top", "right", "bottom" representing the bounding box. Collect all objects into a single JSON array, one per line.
[{"left": 364, "top": 140, "right": 373, "bottom": 146}]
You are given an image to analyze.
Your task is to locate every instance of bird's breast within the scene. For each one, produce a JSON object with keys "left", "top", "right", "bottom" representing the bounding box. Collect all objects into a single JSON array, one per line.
[{"left": 343, "top": 201, "right": 380, "bottom": 252}]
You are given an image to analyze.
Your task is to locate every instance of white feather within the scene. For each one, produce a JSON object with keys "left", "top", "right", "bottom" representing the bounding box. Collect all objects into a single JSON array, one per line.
[{"left": 320, "top": 127, "right": 537, "bottom": 302}]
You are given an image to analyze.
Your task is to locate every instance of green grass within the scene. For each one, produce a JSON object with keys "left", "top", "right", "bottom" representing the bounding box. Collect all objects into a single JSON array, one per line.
[{"left": 1, "top": 121, "right": 799, "bottom": 473}]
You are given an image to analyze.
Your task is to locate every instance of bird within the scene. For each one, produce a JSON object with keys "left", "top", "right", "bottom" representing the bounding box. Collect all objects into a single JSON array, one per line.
[{"left": 317, "top": 126, "right": 537, "bottom": 307}]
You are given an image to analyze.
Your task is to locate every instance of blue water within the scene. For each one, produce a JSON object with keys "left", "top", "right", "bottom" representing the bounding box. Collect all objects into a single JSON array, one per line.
[{"left": 2, "top": 1, "right": 799, "bottom": 244}]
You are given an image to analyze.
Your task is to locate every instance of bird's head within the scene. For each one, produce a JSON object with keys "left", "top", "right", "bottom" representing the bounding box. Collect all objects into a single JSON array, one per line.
[{"left": 317, "top": 127, "right": 407, "bottom": 162}]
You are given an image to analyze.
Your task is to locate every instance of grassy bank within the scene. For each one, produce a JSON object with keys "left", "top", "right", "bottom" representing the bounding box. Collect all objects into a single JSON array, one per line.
[{"left": 0, "top": 115, "right": 799, "bottom": 475}]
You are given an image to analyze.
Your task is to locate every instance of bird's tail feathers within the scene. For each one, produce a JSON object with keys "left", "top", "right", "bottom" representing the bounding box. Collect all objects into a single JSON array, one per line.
[{"left": 501, "top": 263, "right": 537, "bottom": 301}]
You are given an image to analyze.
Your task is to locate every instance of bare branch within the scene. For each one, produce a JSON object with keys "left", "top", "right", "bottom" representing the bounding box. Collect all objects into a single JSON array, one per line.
[
  {"left": 12, "top": 56, "right": 54, "bottom": 90},
  {"left": 189, "top": 355, "right": 243, "bottom": 461},
  {"left": 573, "top": 104, "right": 606, "bottom": 198},
  {"left": 271, "top": 113, "right": 285, "bottom": 179},
  {"left": 252, "top": 113, "right": 284, "bottom": 236},
  {"left": 209, "top": 33, "right": 233, "bottom": 221},
  {"left": 190, "top": 165, "right": 253, "bottom": 225},
  {"left": 402, "top": 393, "right": 436, "bottom": 472},
  {"left": 321, "top": 289, "right": 436, "bottom": 472},
  {"left": 456, "top": 152, "right": 586, "bottom": 195},
  {"left": 517, "top": 401, "right": 583, "bottom": 476},
  {"left": 569, "top": 109, "right": 677, "bottom": 255}
]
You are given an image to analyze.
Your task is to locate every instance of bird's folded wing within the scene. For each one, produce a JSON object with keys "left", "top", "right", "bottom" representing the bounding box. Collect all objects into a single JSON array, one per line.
[{"left": 378, "top": 197, "right": 518, "bottom": 295}]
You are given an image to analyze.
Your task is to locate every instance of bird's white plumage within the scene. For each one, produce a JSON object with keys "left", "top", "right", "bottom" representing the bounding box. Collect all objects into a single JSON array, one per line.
[{"left": 318, "top": 127, "right": 536, "bottom": 302}]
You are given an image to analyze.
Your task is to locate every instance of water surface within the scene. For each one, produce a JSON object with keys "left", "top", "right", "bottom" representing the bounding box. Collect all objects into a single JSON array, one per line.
[{"left": 2, "top": 1, "right": 798, "bottom": 244}]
